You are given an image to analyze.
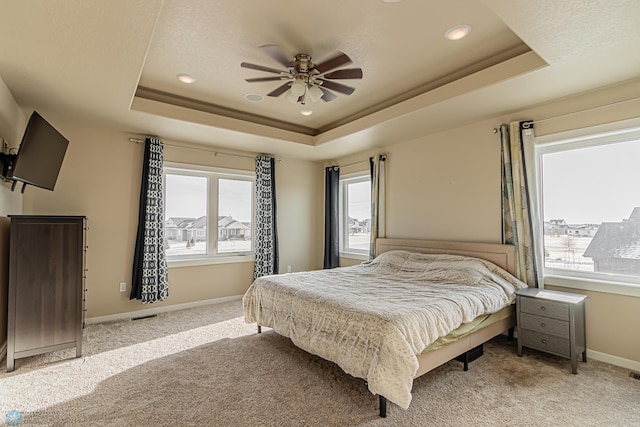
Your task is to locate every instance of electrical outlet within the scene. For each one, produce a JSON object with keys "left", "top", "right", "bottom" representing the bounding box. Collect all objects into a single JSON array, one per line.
[
  {"left": 119, "top": 282, "right": 126, "bottom": 292},
  {"left": 287, "top": 265, "right": 292, "bottom": 273}
]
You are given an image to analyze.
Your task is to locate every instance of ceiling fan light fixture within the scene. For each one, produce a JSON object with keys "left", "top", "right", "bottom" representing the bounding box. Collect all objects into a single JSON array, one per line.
[
  {"left": 445, "top": 25, "right": 471, "bottom": 41},
  {"left": 286, "top": 89, "right": 300, "bottom": 104},
  {"left": 308, "top": 85, "right": 323, "bottom": 102},
  {"left": 290, "top": 78, "right": 306, "bottom": 97},
  {"left": 300, "top": 109, "right": 313, "bottom": 116}
]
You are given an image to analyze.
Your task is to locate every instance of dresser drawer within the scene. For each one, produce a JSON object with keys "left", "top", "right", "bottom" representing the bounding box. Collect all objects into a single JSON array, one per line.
[
  {"left": 521, "top": 329, "right": 570, "bottom": 357},
  {"left": 520, "top": 313, "right": 569, "bottom": 339},
  {"left": 519, "top": 296, "right": 568, "bottom": 320}
]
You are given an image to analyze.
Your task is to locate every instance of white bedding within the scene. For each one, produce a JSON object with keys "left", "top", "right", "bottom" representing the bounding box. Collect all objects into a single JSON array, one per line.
[{"left": 243, "top": 250, "right": 527, "bottom": 409}]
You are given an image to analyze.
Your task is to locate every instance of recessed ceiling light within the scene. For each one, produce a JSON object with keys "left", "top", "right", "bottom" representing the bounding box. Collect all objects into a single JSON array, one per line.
[
  {"left": 300, "top": 109, "right": 313, "bottom": 116},
  {"left": 177, "top": 73, "right": 195, "bottom": 84},
  {"left": 445, "top": 25, "right": 471, "bottom": 41},
  {"left": 245, "top": 93, "right": 264, "bottom": 102}
]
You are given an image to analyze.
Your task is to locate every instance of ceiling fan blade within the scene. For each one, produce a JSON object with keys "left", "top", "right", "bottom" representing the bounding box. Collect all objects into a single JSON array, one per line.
[
  {"left": 313, "top": 51, "right": 352, "bottom": 74},
  {"left": 266, "top": 82, "right": 291, "bottom": 97},
  {"left": 245, "top": 76, "right": 287, "bottom": 83},
  {"left": 318, "top": 79, "right": 355, "bottom": 95},
  {"left": 260, "top": 44, "right": 292, "bottom": 68},
  {"left": 319, "top": 87, "right": 337, "bottom": 102},
  {"left": 241, "top": 62, "right": 286, "bottom": 75},
  {"left": 323, "top": 68, "right": 363, "bottom": 80}
]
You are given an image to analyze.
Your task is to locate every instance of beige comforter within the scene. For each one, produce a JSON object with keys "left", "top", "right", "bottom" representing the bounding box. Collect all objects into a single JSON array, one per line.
[{"left": 243, "top": 250, "right": 526, "bottom": 409}]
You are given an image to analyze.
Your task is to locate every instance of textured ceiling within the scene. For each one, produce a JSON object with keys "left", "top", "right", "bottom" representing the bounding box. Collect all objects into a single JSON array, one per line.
[
  {"left": 0, "top": 0, "right": 639, "bottom": 160},
  {"left": 137, "top": 0, "right": 527, "bottom": 133}
]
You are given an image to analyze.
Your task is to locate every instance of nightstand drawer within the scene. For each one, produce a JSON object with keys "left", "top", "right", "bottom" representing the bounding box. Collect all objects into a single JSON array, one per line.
[
  {"left": 519, "top": 297, "right": 568, "bottom": 320},
  {"left": 521, "top": 330, "right": 570, "bottom": 357},
  {"left": 520, "top": 313, "right": 569, "bottom": 338}
]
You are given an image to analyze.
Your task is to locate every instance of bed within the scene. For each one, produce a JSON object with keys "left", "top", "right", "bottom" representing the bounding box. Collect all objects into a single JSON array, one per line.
[{"left": 243, "top": 238, "right": 526, "bottom": 417}]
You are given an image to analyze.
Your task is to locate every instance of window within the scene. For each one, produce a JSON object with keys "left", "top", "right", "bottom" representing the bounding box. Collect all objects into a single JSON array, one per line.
[
  {"left": 164, "top": 162, "right": 255, "bottom": 265},
  {"left": 536, "top": 126, "right": 640, "bottom": 291},
  {"left": 340, "top": 172, "right": 371, "bottom": 255}
]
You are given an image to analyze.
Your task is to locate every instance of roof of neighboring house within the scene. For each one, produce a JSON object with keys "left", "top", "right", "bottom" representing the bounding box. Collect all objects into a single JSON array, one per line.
[
  {"left": 166, "top": 217, "right": 194, "bottom": 227},
  {"left": 167, "top": 215, "right": 248, "bottom": 229},
  {"left": 218, "top": 216, "right": 235, "bottom": 227},
  {"left": 626, "top": 207, "right": 640, "bottom": 222},
  {"left": 222, "top": 219, "right": 250, "bottom": 230},
  {"left": 584, "top": 209, "right": 640, "bottom": 260},
  {"left": 191, "top": 216, "right": 207, "bottom": 229}
]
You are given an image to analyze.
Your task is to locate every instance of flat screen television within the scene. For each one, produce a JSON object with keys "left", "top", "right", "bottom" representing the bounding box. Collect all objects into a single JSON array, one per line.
[{"left": 10, "top": 111, "right": 68, "bottom": 191}]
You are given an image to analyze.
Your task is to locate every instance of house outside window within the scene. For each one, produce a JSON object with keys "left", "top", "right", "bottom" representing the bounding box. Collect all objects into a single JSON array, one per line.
[
  {"left": 340, "top": 172, "right": 371, "bottom": 256},
  {"left": 164, "top": 162, "right": 255, "bottom": 266},
  {"left": 536, "top": 125, "right": 640, "bottom": 295}
]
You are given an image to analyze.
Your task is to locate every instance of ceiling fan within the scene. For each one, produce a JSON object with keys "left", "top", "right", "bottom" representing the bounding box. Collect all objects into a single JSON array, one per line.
[{"left": 241, "top": 45, "right": 363, "bottom": 105}]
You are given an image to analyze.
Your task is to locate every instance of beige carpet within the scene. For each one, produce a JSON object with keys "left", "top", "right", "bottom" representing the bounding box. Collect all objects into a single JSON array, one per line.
[{"left": 1, "top": 299, "right": 639, "bottom": 426}]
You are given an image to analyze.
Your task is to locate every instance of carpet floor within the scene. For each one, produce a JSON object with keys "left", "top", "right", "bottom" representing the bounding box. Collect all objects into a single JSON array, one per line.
[{"left": 1, "top": 299, "right": 639, "bottom": 426}]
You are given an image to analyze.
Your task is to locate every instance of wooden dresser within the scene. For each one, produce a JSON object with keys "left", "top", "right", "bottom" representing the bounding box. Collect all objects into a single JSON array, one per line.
[
  {"left": 6, "top": 215, "right": 86, "bottom": 372},
  {"left": 516, "top": 287, "right": 587, "bottom": 374}
]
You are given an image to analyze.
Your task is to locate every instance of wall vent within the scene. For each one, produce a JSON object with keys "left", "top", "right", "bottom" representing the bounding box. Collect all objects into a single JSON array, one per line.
[{"left": 630, "top": 371, "right": 640, "bottom": 380}]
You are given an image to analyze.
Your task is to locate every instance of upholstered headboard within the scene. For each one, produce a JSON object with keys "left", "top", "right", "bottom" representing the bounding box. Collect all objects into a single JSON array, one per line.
[{"left": 375, "top": 238, "right": 516, "bottom": 275}]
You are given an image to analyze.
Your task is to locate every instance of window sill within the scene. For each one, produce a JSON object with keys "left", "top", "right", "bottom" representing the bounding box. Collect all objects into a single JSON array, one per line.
[
  {"left": 340, "top": 251, "right": 369, "bottom": 261},
  {"left": 168, "top": 254, "right": 254, "bottom": 269},
  {"left": 544, "top": 274, "right": 640, "bottom": 298}
]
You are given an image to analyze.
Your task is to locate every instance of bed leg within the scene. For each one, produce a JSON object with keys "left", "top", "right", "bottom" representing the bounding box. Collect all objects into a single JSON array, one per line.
[
  {"left": 379, "top": 396, "right": 387, "bottom": 418},
  {"left": 257, "top": 325, "right": 261, "bottom": 334},
  {"left": 508, "top": 327, "right": 514, "bottom": 341}
]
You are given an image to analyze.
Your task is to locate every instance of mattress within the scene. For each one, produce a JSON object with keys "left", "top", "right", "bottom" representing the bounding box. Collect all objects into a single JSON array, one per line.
[{"left": 422, "top": 305, "right": 514, "bottom": 353}]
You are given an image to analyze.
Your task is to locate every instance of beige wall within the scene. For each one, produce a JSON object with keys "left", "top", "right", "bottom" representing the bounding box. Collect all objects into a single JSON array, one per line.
[
  {"left": 0, "top": 76, "right": 24, "bottom": 350},
  {"left": 336, "top": 77, "right": 640, "bottom": 365},
  {"left": 22, "top": 122, "right": 321, "bottom": 318},
  {"left": 10, "top": 74, "right": 640, "bottom": 365}
]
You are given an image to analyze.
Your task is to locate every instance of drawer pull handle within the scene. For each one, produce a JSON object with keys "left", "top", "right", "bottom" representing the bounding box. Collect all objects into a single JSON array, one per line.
[
  {"left": 540, "top": 306, "right": 546, "bottom": 311},
  {"left": 541, "top": 339, "right": 547, "bottom": 344},
  {"left": 540, "top": 323, "right": 546, "bottom": 327}
]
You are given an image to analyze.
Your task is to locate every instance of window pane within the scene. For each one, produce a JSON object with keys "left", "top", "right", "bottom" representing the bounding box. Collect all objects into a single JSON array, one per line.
[
  {"left": 218, "top": 178, "right": 252, "bottom": 253},
  {"left": 541, "top": 139, "right": 640, "bottom": 278},
  {"left": 346, "top": 180, "right": 371, "bottom": 251},
  {"left": 164, "top": 174, "right": 208, "bottom": 257}
]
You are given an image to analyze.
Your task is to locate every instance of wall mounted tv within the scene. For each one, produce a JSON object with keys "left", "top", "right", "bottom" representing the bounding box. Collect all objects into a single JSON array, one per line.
[{"left": 8, "top": 111, "right": 69, "bottom": 193}]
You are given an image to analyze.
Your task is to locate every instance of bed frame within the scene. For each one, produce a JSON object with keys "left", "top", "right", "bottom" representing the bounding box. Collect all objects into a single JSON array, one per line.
[
  {"left": 256, "top": 238, "right": 517, "bottom": 417},
  {"left": 374, "top": 238, "right": 517, "bottom": 417}
]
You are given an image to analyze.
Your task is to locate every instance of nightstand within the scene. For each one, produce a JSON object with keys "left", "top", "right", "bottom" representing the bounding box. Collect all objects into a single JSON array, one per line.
[{"left": 516, "top": 288, "right": 587, "bottom": 374}]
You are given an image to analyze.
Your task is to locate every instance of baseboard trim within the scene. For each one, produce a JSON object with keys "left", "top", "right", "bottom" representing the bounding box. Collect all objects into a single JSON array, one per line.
[
  {"left": 587, "top": 349, "right": 640, "bottom": 372},
  {"left": 85, "top": 295, "right": 243, "bottom": 325}
]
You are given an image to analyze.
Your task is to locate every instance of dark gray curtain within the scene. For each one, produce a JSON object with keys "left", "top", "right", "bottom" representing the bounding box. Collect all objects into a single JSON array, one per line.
[
  {"left": 254, "top": 155, "right": 279, "bottom": 278},
  {"left": 130, "top": 137, "right": 169, "bottom": 303},
  {"left": 323, "top": 166, "right": 340, "bottom": 269}
]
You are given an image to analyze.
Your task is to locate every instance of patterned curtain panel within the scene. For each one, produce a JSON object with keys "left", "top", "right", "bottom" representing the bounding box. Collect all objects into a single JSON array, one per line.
[
  {"left": 254, "top": 155, "right": 279, "bottom": 279},
  {"left": 501, "top": 122, "right": 539, "bottom": 287},
  {"left": 369, "top": 154, "right": 387, "bottom": 259},
  {"left": 130, "top": 137, "right": 169, "bottom": 303},
  {"left": 323, "top": 166, "right": 340, "bottom": 269}
]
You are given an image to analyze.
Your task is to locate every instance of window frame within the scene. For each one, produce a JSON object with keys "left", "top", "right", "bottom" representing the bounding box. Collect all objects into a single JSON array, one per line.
[
  {"left": 163, "top": 162, "right": 255, "bottom": 268},
  {"left": 535, "top": 124, "right": 640, "bottom": 297},
  {"left": 339, "top": 171, "right": 371, "bottom": 260}
]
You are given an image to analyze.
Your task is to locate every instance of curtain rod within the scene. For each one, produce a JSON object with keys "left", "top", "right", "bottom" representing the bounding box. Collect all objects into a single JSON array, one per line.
[
  {"left": 128, "top": 137, "right": 279, "bottom": 162},
  {"left": 337, "top": 154, "right": 387, "bottom": 169},
  {"left": 492, "top": 96, "right": 640, "bottom": 133}
]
